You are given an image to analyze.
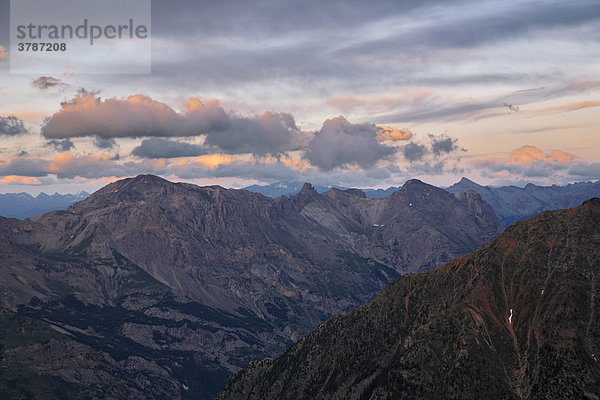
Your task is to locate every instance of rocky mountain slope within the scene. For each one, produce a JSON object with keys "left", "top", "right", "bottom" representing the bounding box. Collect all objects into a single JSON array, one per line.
[
  {"left": 0, "top": 191, "right": 89, "bottom": 220},
  {"left": 218, "top": 197, "right": 600, "bottom": 400},
  {"left": 0, "top": 174, "right": 501, "bottom": 399},
  {"left": 447, "top": 177, "right": 600, "bottom": 226}
]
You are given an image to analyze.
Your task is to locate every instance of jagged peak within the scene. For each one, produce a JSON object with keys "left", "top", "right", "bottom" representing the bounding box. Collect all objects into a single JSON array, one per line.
[{"left": 298, "top": 182, "right": 318, "bottom": 195}]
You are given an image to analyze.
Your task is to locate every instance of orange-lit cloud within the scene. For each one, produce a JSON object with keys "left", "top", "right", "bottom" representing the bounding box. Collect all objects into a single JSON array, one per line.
[
  {"left": 42, "top": 91, "right": 302, "bottom": 156},
  {"left": 376, "top": 126, "right": 413, "bottom": 141},
  {"left": 473, "top": 145, "right": 577, "bottom": 180},
  {"left": 478, "top": 145, "right": 575, "bottom": 167},
  {"left": 188, "top": 154, "right": 235, "bottom": 168},
  {"left": 0, "top": 176, "right": 41, "bottom": 185},
  {"left": 532, "top": 100, "right": 600, "bottom": 114},
  {"left": 262, "top": 155, "right": 311, "bottom": 170},
  {"left": 506, "top": 145, "right": 575, "bottom": 165}
]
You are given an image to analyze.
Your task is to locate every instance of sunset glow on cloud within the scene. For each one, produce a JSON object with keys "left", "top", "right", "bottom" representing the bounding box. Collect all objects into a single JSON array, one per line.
[{"left": 0, "top": 0, "right": 598, "bottom": 193}]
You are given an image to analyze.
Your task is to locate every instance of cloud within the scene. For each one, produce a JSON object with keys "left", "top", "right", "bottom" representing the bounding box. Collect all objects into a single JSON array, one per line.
[
  {"left": 473, "top": 145, "right": 577, "bottom": 179},
  {"left": 0, "top": 45, "right": 7, "bottom": 62},
  {"left": 93, "top": 136, "right": 118, "bottom": 149},
  {"left": 429, "top": 134, "right": 459, "bottom": 155},
  {"left": 376, "top": 126, "right": 412, "bottom": 141},
  {"left": 402, "top": 142, "right": 427, "bottom": 162},
  {"left": 31, "top": 76, "right": 68, "bottom": 91},
  {"left": 567, "top": 163, "right": 600, "bottom": 179},
  {"left": 0, "top": 176, "right": 41, "bottom": 185},
  {"left": 532, "top": 100, "right": 600, "bottom": 115},
  {"left": 45, "top": 139, "right": 75, "bottom": 152},
  {"left": 202, "top": 110, "right": 302, "bottom": 156},
  {"left": 304, "top": 116, "right": 396, "bottom": 170},
  {"left": 41, "top": 91, "right": 302, "bottom": 156},
  {"left": 132, "top": 138, "right": 208, "bottom": 159},
  {"left": 0, "top": 116, "right": 28, "bottom": 136},
  {"left": 504, "top": 145, "right": 575, "bottom": 166},
  {"left": 41, "top": 90, "right": 186, "bottom": 139},
  {"left": 0, "top": 157, "right": 51, "bottom": 177}
]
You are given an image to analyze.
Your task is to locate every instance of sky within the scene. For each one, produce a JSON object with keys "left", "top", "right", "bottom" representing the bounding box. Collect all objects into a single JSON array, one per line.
[{"left": 0, "top": 0, "right": 599, "bottom": 194}]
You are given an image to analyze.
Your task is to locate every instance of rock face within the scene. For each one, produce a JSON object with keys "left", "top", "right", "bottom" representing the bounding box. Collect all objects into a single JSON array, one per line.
[
  {"left": 218, "top": 198, "right": 600, "bottom": 400},
  {"left": 447, "top": 177, "right": 600, "bottom": 226},
  {"left": 0, "top": 175, "right": 501, "bottom": 399}
]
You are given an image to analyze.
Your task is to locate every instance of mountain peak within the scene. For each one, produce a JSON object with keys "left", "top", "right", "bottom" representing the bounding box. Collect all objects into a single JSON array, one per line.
[
  {"left": 298, "top": 182, "right": 318, "bottom": 195},
  {"left": 403, "top": 178, "right": 424, "bottom": 186}
]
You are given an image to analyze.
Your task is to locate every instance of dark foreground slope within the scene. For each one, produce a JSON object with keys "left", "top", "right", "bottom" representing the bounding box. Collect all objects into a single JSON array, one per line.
[
  {"left": 219, "top": 198, "right": 600, "bottom": 400},
  {"left": 0, "top": 175, "right": 500, "bottom": 399},
  {"left": 448, "top": 177, "right": 600, "bottom": 226}
]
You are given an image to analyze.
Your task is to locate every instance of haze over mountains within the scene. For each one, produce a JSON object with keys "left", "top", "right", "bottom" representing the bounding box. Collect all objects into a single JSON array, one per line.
[
  {"left": 447, "top": 177, "right": 600, "bottom": 226},
  {"left": 219, "top": 198, "right": 600, "bottom": 400},
  {"left": 0, "top": 191, "right": 89, "bottom": 220},
  {"left": 0, "top": 175, "right": 500, "bottom": 399}
]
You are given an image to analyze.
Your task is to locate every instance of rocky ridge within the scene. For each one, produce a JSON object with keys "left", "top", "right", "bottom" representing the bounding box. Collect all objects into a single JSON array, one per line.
[
  {"left": 0, "top": 174, "right": 501, "bottom": 399},
  {"left": 218, "top": 198, "right": 600, "bottom": 399}
]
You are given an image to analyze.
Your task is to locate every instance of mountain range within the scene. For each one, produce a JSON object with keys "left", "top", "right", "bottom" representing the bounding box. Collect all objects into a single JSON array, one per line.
[
  {"left": 3, "top": 179, "right": 598, "bottom": 228},
  {"left": 218, "top": 197, "right": 600, "bottom": 399},
  {"left": 0, "top": 175, "right": 500, "bottom": 399},
  {"left": 243, "top": 181, "right": 400, "bottom": 199},
  {"left": 0, "top": 191, "right": 90, "bottom": 220},
  {"left": 446, "top": 177, "right": 600, "bottom": 226}
]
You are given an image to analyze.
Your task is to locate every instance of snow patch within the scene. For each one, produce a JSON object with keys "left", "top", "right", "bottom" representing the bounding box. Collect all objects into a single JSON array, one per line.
[{"left": 509, "top": 308, "right": 513, "bottom": 324}]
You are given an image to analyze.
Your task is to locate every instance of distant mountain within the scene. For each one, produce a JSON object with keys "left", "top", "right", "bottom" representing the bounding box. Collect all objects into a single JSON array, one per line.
[
  {"left": 218, "top": 198, "right": 600, "bottom": 400},
  {"left": 447, "top": 177, "right": 600, "bottom": 226},
  {"left": 242, "top": 181, "right": 335, "bottom": 197},
  {"left": 0, "top": 175, "right": 501, "bottom": 399},
  {"left": 0, "top": 191, "right": 89, "bottom": 219},
  {"left": 242, "top": 181, "right": 400, "bottom": 199}
]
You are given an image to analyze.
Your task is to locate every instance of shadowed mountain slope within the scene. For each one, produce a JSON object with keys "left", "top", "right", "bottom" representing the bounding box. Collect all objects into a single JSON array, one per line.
[{"left": 218, "top": 198, "right": 600, "bottom": 400}]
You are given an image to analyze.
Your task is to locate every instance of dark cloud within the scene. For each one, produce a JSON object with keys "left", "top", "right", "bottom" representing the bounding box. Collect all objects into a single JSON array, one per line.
[
  {"left": 93, "top": 136, "right": 118, "bottom": 149},
  {"left": 45, "top": 139, "right": 74, "bottom": 152},
  {"left": 171, "top": 159, "right": 303, "bottom": 182},
  {"left": 132, "top": 138, "right": 207, "bottom": 159},
  {"left": 41, "top": 91, "right": 301, "bottom": 156},
  {"left": 429, "top": 134, "right": 459, "bottom": 155},
  {"left": 31, "top": 76, "right": 68, "bottom": 91},
  {"left": 304, "top": 116, "right": 396, "bottom": 170},
  {"left": 402, "top": 142, "right": 427, "bottom": 162},
  {"left": 0, "top": 116, "right": 28, "bottom": 135},
  {"left": 0, "top": 157, "right": 50, "bottom": 177},
  {"left": 204, "top": 111, "right": 301, "bottom": 156},
  {"left": 567, "top": 163, "right": 600, "bottom": 179},
  {"left": 147, "top": 0, "right": 598, "bottom": 95}
]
